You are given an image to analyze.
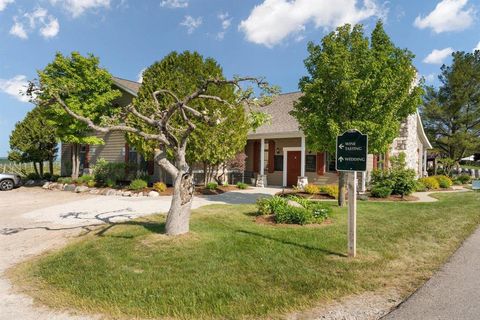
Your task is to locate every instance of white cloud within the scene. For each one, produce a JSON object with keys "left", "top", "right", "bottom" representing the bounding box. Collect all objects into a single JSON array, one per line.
[
  {"left": 0, "top": 75, "right": 30, "bottom": 103},
  {"left": 49, "top": 0, "right": 111, "bottom": 17},
  {"left": 217, "top": 12, "right": 232, "bottom": 40},
  {"left": 414, "top": 0, "right": 475, "bottom": 33},
  {"left": 180, "top": 15, "right": 202, "bottom": 34},
  {"left": 474, "top": 41, "right": 480, "bottom": 52},
  {"left": 423, "top": 47, "right": 454, "bottom": 64},
  {"left": 239, "top": 0, "right": 385, "bottom": 48},
  {"left": 9, "top": 20, "right": 27, "bottom": 39},
  {"left": 160, "top": 0, "right": 188, "bottom": 8},
  {"left": 10, "top": 8, "right": 60, "bottom": 39},
  {"left": 0, "top": 0, "right": 14, "bottom": 11}
]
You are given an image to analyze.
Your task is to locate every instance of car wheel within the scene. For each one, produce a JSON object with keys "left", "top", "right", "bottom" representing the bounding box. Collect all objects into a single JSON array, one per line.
[{"left": 0, "top": 179, "right": 14, "bottom": 191}]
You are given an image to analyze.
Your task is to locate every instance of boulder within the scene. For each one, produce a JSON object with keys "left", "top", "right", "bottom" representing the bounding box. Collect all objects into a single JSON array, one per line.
[
  {"left": 75, "top": 186, "right": 89, "bottom": 193},
  {"left": 42, "top": 182, "right": 50, "bottom": 189},
  {"left": 106, "top": 189, "right": 117, "bottom": 196},
  {"left": 287, "top": 199, "right": 303, "bottom": 208},
  {"left": 55, "top": 183, "right": 65, "bottom": 190},
  {"left": 148, "top": 191, "right": 160, "bottom": 197},
  {"left": 89, "top": 188, "right": 100, "bottom": 195},
  {"left": 122, "top": 191, "right": 132, "bottom": 197},
  {"left": 64, "top": 184, "right": 76, "bottom": 192},
  {"left": 25, "top": 180, "right": 36, "bottom": 186}
]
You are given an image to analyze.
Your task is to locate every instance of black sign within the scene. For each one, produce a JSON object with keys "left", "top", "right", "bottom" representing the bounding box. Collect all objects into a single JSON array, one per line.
[{"left": 336, "top": 130, "right": 368, "bottom": 172}]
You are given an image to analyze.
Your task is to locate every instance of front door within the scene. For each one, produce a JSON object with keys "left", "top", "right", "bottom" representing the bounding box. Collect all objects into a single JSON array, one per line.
[{"left": 287, "top": 151, "right": 301, "bottom": 187}]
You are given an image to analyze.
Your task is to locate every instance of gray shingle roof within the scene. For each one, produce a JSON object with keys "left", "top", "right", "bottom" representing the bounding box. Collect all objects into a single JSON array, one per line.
[
  {"left": 112, "top": 77, "right": 140, "bottom": 96},
  {"left": 250, "top": 92, "right": 303, "bottom": 135}
]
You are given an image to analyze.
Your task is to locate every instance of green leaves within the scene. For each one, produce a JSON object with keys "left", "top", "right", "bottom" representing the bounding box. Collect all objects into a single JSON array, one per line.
[{"left": 293, "top": 21, "right": 422, "bottom": 154}]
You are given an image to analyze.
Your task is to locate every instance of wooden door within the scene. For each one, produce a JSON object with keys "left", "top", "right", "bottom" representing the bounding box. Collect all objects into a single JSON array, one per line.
[{"left": 287, "top": 151, "right": 301, "bottom": 187}]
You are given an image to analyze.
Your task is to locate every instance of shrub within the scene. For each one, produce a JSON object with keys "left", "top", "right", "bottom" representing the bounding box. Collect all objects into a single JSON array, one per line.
[
  {"left": 50, "top": 174, "right": 60, "bottom": 182},
  {"left": 308, "top": 202, "right": 332, "bottom": 222},
  {"left": 275, "top": 206, "right": 310, "bottom": 225},
  {"left": 418, "top": 177, "right": 440, "bottom": 190},
  {"left": 93, "top": 158, "right": 131, "bottom": 186},
  {"left": 371, "top": 186, "right": 392, "bottom": 198},
  {"left": 26, "top": 172, "right": 41, "bottom": 180},
  {"left": 319, "top": 184, "right": 339, "bottom": 199},
  {"left": 236, "top": 182, "right": 248, "bottom": 189},
  {"left": 105, "top": 178, "right": 115, "bottom": 188},
  {"left": 414, "top": 181, "right": 427, "bottom": 192},
  {"left": 129, "top": 179, "right": 148, "bottom": 190},
  {"left": 390, "top": 168, "right": 417, "bottom": 196},
  {"left": 87, "top": 180, "right": 96, "bottom": 188},
  {"left": 434, "top": 175, "right": 453, "bottom": 189},
  {"left": 304, "top": 184, "right": 320, "bottom": 194},
  {"left": 456, "top": 174, "right": 472, "bottom": 184},
  {"left": 256, "top": 196, "right": 288, "bottom": 216},
  {"left": 206, "top": 182, "right": 218, "bottom": 190},
  {"left": 153, "top": 182, "right": 167, "bottom": 193},
  {"left": 77, "top": 174, "right": 94, "bottom": 185},
  {"left": 58, "top": 177, "right": 73, "bottom": 184},
  {"left": 43, "top": 172, "right": 52, "bottom": 180}
]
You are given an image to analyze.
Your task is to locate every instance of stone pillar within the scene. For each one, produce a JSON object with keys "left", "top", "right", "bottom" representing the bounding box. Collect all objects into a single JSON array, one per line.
[
  {"left": 297, "top": 176, "right": 308, "bottom": 189},
  {"left": 423, "top": 149, "right": 428, "bottom": 177},
  {"left": 360, "top": 171, "right": 366, "bottom": 193},
  {"left": 256, "top": 175, "right": 267, "bottom": 187},
  {"left": 297, "top": 136, "right": 308, "bottom": 189}
]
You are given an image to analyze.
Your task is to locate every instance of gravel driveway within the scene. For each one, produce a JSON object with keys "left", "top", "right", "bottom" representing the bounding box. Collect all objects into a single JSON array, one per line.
[{"left": 0, "top": 186, "right": 279, "bottom": 320}]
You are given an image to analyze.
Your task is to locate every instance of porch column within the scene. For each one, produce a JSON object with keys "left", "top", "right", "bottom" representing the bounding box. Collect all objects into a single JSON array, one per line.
[
  {"left": 300, "top": 136, "right": 306, "bottom": 177},
  {"left": 260, "top": 138, "right": 265, "bottom": 175},
  {"left": 423, "top": 149, "right": 428, "bottom": 177}
]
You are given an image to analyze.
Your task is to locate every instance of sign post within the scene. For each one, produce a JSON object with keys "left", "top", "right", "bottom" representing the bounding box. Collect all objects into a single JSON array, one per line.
[{"left": 336, "top": 130, "right": 368, "bottom": 258}]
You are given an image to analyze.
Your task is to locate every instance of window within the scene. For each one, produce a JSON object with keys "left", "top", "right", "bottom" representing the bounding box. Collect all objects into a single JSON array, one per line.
[
  {"left": 326, "top": 152, "right": 336, "bottom": 172},
  {"left": 128, "top": 147, "right": 138, "bottom": 164},
  {"left": 305, "top": 155, "right": 316, "bottom": 172},
  {"left": 274, "top": 155, "right": 283, "bottom": 171}
]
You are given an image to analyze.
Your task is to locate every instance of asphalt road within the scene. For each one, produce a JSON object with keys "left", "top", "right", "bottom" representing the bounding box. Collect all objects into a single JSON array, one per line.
[{"left": 383, "top": 225, "right": 480, "bottom": 320}]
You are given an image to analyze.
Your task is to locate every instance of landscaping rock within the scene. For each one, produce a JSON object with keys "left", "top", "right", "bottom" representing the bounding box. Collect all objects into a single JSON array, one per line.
[
  {"left": 122, "top": 191, "right": 132, "bottom": 197},
  {"left": 89, "top": 189, "right": 100, "bottom": 195},
  {"left": 64, "top": 184, "right": 76, "bottom": 192},
  {"left": 55, "top": 183, "right": 65, "bottom": 191},
  {"left": 115, "top": 190, "right": 124, "bottom": 196},
  {"left": 148, "top": 191, "right": 160, "bottom": 197},
  {"left": 287, "top": 199, "right": 303, "bottom": 208},
  {"left": 25, "top": 180, "right": 36, "bottom": 186},
  {"left": 106, "top": 189, "right": 117, "bottom": 196},
  {"left": 75, "top": 186, "right": 89, "bottom": 193},
  {"left": 42, "top": 182, "right": 50, "bottom": 189}
]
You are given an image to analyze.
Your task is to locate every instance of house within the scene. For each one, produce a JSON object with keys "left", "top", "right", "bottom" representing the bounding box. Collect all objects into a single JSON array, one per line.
[
  {"left": 61, "top": 78, "right": 432, "bottom": 188},
  {"left": 244, "top": 92, "right": 432, "bottom": 188}
]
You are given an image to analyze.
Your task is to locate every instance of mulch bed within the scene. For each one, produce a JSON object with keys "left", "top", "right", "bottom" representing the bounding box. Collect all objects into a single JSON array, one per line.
[
  {"left": 367, "top": 194, "right": 419, "bottom": 202},
  {"left": 276, "top": 191, "right": 336, "bottom": 200},
  {"left": 195, "top": 185, "right": 241, "bottom": 196},
  {"left": 255, "top": 214, "right": 333, "bottom": 228}
]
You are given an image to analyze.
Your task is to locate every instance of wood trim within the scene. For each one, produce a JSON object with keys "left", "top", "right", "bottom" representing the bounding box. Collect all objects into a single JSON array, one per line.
[
  {"left": 268, "top": 140, "right": 275, "bottom": 173},
  {"left": 373, "top": 154, "right": 378, "bottom": 170},
  {"left": 124, "top": 143, "right": 130, "bottom": 163},
  {"left": 316, "top": 152, "right": 325, "bottom": 176}
]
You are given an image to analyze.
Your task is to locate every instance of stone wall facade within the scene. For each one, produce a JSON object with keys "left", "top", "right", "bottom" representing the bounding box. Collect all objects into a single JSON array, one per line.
[{"left": 390, "top": 114, "right": 425, "bottom": 177}]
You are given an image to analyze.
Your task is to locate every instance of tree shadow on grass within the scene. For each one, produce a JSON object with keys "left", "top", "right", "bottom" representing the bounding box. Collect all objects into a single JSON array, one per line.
[
  {"left": 236, "top": 229, "right": 347, "bottom": 257},
  {"left": 1, "top": 208, "right": 165, "bottom": 238}
]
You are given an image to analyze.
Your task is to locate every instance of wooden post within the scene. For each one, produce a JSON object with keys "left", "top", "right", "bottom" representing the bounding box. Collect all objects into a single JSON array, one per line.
[{"left": 348, "top": 171, "right": 357, "bottom": 258}]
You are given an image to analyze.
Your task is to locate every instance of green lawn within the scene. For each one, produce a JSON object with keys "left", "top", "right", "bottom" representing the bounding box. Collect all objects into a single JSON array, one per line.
[{"left": 13, "top": 192, "right": 480, "bottom": 319}]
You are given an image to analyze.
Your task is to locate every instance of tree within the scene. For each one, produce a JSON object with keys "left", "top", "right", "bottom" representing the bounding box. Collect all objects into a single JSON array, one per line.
[
  {"left": 8, "top": 106, "right": 58, "bottom": 177},
  {"left": 33, "top": 51, "right": 275, "bottom": 235},
  {"left": 291, "top": 21, "right": 422, "bottom": 206},
  {"left": 33, "top": 52, "right": 122, "bottom": 179},
  {"left": 422, "top": 51, "right": 480, "bottom": 167}
]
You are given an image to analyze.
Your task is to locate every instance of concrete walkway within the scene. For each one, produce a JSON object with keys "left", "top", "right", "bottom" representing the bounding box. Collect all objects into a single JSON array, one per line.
[{"left": 383, "top": 225, "right": 480, "bottom": 320}]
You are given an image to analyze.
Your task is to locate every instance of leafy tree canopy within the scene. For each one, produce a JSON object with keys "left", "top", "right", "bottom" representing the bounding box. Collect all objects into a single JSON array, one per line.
[
  {"left": 291, "top": 21, "right": 423, "bottom": 154},
  {"left": 35, "top": 51, "right": 122, "bottom": 145},
  {"left": 422, "top": 51, "right": 480, "bottom": 161}
]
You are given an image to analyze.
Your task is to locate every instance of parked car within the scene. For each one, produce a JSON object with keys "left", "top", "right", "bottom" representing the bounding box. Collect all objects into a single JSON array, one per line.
[{"left": 0, "top": 173, "right": 22, "bottom": 191}]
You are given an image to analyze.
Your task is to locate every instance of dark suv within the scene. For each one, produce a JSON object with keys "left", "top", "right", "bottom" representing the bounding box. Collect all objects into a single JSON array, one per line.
[{"left": 0, "top": 173, "right": 22, "bottom": 191}]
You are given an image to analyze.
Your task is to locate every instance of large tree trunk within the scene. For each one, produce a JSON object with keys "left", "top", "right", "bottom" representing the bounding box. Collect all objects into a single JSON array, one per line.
[
  {"left": 39, "top": 161, "right": 44, "bottom": 178},
  {"left": 338, "top": 171, "right": 346, "bottom": 207},
  {"left": 71, "top": 143, "right": 80, "bottom": 179},
  {"left": 33, "top": 162, "right": 39, "bottom": 176},
  {"left": 165, "top": 171, "right": 194, "bottom": 235},
  {"left": 49, "top": 158, "right": 54, "bottom": 175}
]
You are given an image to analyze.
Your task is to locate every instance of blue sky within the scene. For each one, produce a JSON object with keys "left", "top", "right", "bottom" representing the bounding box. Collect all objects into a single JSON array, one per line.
[{"left": 0, "top": 0, "right": 479, "bottom": 157}]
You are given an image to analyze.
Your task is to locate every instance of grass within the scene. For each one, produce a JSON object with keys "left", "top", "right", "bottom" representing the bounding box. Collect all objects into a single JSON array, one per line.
[{"left": 12, "top": 192, "right": 480, "bottom": 319}]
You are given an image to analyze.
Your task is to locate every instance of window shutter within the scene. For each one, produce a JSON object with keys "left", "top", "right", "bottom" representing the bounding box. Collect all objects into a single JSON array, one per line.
[
  {"left": 125, "top": 144, "right": 130, "bottom": 163},
  {"left": 268, "top": 140, "right": 275, "bottom": 173},
  {"left": 316, "top": 152, "right": 325, "bottom": 175},
  {"left": 253, "top": 141, "right": 259, "bottom": 173},
  {"left": 84, "top": 145, "right": 90, "bottom": 168},
  {"left": 147, "top": 160, "right": 154, "bottom": 175}
]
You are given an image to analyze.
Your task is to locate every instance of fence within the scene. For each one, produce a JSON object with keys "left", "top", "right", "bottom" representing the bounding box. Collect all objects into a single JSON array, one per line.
[{"left": 0, "top": 161, "right": 61, "bottom": 175}]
